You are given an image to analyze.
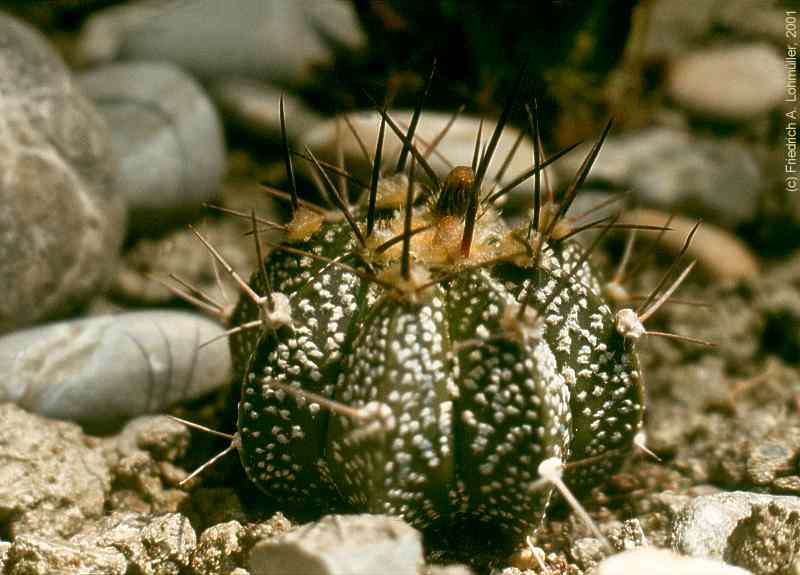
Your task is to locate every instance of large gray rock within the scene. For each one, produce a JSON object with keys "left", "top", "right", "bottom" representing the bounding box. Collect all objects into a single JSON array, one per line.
[
  {"left": 0, "top": 403, "right": 111, "bottom": 539},
  {"left": 78, "top": 61, "right": 226, "bottom": 234},
  {"left": 248, "top": 514, "right": 423, "bottom": 575},
  {"left": 0, "top": 311, "right": 231, "bottom": 431},
  {"left": 0, "top": 12, "right": 125, "bottom": 334}
]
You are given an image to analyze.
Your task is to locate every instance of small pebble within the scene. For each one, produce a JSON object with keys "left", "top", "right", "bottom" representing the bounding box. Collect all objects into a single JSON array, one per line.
[
  {"left": 190, "top": 521, "right": 247, "bottom": 575},
  {"left": 746, "top": 438, "right": 800, "bottom": 487},
  {"left": 671, "top": 492, "right": 800, "bottom": 561},
  {"left": 76, "top": 0, "right": 364, "bottom": 85},
  {"left": 244, "top": 513, "right": 295, "bottom": 545},
  {"left": 112, "top": 415, "right": 191, "bottom": 463},
  {"left": 597, "top": 548, "right": 752, "bottom": 575},
  {"left": 78, "top": 61, "right": 226, "bottom": 234},
  {"left": 773, "top": 476, "right": 800, "bottom": 493},
  {"left": 0, "top": 311, "right": 231, "bottom": 431},
  {"left": 0, "top": 11, "right": 125, "bottom": 334},
  {"left": 248, "top": 514, "right": 422, "bottom": 575},
  {"left": 72, "top": 511, "right": 197, "bottom": 574},
  {"left": 105, "top": 449, "right": 190, "bottom": 515},
  {"left": 0, "top": 404, "right": 111, "bottom": 539},
  {"left": 72, "top": 512, "right": 153, "bottom": 572},
  {"left": 140, "top": 513, "right": 197, "bottom": 573},
  {"left": 667, "top": 44, "right": 785, "bottom": 121},
  {"left": 571, "top": 537, "right": 607, "bottom": 572},
  {"left": 609, "top": 519, "right": 649, "bottom": 552}
]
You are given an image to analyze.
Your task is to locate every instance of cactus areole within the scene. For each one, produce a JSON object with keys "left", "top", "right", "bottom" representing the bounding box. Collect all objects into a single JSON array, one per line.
[{"left": 228, "top": 141, "right": 644, "bottom": 550}]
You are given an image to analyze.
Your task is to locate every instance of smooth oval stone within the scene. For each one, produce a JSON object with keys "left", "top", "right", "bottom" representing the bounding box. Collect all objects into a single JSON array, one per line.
[
  {"left": 667, "top": 43, "right": 784, "bottom": 120},
  {"left": 0, "top": 12, "right": 125, "bottom": 334},
  {"left": 301, "top": 110, "right": 559, "bottom": 196},
  {"left": 78, "top": 61, "right": 226, "bottom": 234},
  {"left": 0, "top": 311, "right": 231, "bottom": 431},
  {"left": 76, "top": 0, "right": 364, "bottom": 86}
]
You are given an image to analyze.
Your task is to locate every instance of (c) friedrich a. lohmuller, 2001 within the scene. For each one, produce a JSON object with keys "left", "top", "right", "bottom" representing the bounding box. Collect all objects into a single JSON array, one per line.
[{"left": 176, "top": 61, "right": 704, "bottom": 555}]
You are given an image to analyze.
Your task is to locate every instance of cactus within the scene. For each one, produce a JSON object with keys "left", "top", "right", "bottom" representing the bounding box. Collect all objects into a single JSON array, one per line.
[
  {"left": 207, "top": 66, "right": 694, "bottom": 553},
  {"left": 166, "top": 60, "right": 710, "bottom": 554}
]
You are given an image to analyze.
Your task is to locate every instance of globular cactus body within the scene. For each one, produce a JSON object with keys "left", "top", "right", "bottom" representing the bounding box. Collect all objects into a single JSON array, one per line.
[{"left": 229, "top": 154, "right": 643, "bottom": 550}]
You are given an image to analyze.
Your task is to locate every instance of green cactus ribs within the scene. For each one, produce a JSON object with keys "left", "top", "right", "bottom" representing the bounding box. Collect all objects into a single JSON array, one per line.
[{"left": 222, "top": 68, "right": 686, "bottom": 553}]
